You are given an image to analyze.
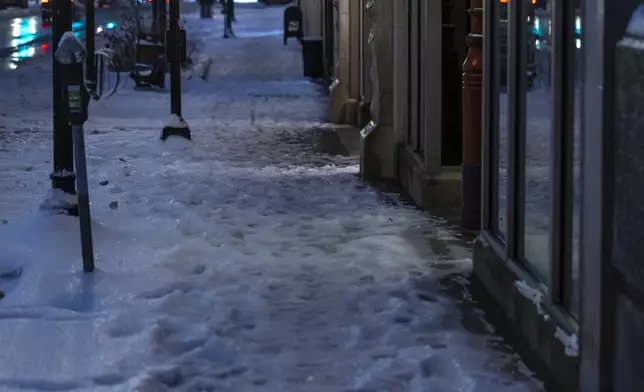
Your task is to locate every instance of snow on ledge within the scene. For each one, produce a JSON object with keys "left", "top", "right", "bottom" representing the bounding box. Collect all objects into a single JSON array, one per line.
[
  {"left": 475, "top": 233, "right": 490, "bottom": 248},
  {"left": 514, "top": 280, "right": 545, "bottom": 315},
  {"left": 515, "top": 280, "right": 579, "bottom": 357},
  {"left": 164, "top": 114, "right": 189, "bottom": 129},
  {"left": 554, "top": 327, "right": 579, "bottom": 357},
  {"left": 618, "top": 36, "right": 644, "bottom": 50}
]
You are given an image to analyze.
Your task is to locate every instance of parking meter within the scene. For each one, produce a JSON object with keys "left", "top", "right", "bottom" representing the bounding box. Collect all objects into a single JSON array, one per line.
[
  {"left": 55, "top": 32, "right": 89, "bottom": 124},
  {"left": 54, "top": 32, "right": 95, "bottom": 273}
]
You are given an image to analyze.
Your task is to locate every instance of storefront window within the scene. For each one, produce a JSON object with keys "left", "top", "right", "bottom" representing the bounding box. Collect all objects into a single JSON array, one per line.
[
  {"left": 497, "top": 1, "right": 509, "bottom": 238},
  {"left": 523, "top": 0, "right": 552, "bottom": 280},
  {"left": 483, "top": 0, "right": 581, "bottom": 320},
  {"left": 570, "top": 2, "right": 582, "bottom": 318}
]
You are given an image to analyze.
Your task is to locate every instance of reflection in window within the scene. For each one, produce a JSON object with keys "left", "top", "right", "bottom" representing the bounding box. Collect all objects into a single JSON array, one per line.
[
  {"left": 523, "top": 0, "right": 552, "bottom": 281},
  {"left": 571, "top": 2, "right": 582, "bottom": 318},
  {"left": 497, "top": 1, "right": 509, "bottom": 239}
]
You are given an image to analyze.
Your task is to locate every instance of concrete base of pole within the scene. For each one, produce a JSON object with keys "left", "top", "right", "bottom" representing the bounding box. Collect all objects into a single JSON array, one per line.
[
  {"left": 161, "top": 115, "right": 191, "bottom": 141},
  {"left": 161, "top": 125, "right": 191, "bottom": 141},
  {"left": 460, "top": 162, "right": 481, "bottom": 230},
  {"left": 161, "top": 126, "right": 191, "bottom": 140}
]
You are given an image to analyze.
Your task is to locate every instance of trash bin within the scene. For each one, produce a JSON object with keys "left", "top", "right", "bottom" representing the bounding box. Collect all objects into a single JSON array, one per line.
[
  {"left": 302, "top": 37, "right": 323, "bottom": 79},
  {"left": 283, "top": 5, "right": 303, "bottom": 45}
]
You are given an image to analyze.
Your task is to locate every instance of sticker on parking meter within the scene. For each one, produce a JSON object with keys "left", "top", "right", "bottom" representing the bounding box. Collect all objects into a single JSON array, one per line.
[{"left": 68, "top": 86, "right": 81, "bottom": 112}]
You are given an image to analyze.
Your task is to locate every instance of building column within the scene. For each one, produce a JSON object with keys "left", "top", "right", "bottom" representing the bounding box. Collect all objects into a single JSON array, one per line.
[
  {"left": 360, "top": 0, "right": 396, "bottom": 180},
  {"left": 329, "top": 0, "right": 361, "bottom": 124},
  {"left": 299, "top": 0, "right": 322, "bottom": 37},
  {"left": 580, "top": 2, "right": 644, "bottom": 391},
  {"left": 441, "top": 0, "right": 467, "bottom": 166},
  {"left": 348, "top": 0, "right": 362, "bottom": 123},
  {"left": 357, "top": 0, "right": 373, "bottom": 128},
  {"left": 460, "top": 0, "right": 482, "bottom": 229},
  {"left": 392, "top": 0, "right": 408, "bottom": 149},
  {"left": 322, "top": 0, "right": 335, "bottom": 87},
  {"left": 393, "top": 0, "right": 462, "bottom": 209},
  {"left": 423, "top": 0, "right": 445, "bottom": 174}
]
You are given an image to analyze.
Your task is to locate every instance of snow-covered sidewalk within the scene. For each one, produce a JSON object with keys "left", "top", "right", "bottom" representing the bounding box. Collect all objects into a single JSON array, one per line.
[{"left": 0, "top": 6, "right": 544, "bottom": 392}]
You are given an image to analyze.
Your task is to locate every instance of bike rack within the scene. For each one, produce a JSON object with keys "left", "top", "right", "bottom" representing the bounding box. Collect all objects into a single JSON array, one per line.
[{"left": 87, "top": 48, "right": 123, "bottom": 100}]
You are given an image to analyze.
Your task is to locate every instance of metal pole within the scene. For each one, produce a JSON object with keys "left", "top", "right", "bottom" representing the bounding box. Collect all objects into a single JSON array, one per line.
[
  {"left": 224, "top": 0, "right": 234, "bottom": 36},
  {"left": 152, "top": 0, "right": 158, "bottom": 34},
  {"left": 72, "top": 124, "right": 95, "bottom": 273},
  {"left": 51, "top": 0, "right": 77, "bottom": 215},
  {"left": 223, "top": 0, "right": 228, "bottom": 38},
  {"left": 161, "top": 0, "right": 191, "bottom": 140},
  {"left": 169, "top": 0, "right": 181, "bottom": 116},
  {"left": 160, "top": 0, "right": 167, "bottom": 34},
  {"left": 86, "top": 0, "right": 96, "bottom": 92}
]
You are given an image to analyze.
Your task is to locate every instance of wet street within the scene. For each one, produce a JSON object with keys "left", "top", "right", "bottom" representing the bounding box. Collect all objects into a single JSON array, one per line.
[
  {"left": 0, "top": 7, "right": 116, "bottom": 71},
  {"left": 0, "top": 0, "right": 212, "bottom": 71},
  {"left": 0, "top": 0, "right": 261, "bottom": 72}
]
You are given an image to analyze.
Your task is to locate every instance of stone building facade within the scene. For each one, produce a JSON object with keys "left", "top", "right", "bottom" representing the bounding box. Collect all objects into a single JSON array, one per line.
[
  {"left": 300, "top": 0, "right": 644, "bottom": 391},
  {"left": 301, "top": 0, "right": 468, "bottom": 210}
]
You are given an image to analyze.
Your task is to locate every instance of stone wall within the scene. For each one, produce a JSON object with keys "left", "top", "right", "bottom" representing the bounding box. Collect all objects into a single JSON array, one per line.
[{"left": 609, "top": 25, "right": 644, "bottom": 391}]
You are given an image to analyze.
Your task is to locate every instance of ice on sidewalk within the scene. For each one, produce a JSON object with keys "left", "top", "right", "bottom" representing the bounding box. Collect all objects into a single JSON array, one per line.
[{"left": 0, "top": 5, "right": 544, "bottom": 392}]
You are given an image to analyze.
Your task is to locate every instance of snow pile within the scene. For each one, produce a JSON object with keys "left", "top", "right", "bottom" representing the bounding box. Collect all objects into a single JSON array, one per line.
[
  {"left": 188, "top": 54, "right": 212, "bottom": 80},
  {"left": 38, "top": 188, "right": 79, "bottom": 212}
]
